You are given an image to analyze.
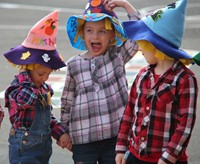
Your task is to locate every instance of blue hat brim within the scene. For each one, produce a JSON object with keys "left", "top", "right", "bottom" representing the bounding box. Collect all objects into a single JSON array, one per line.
[
  {"left": 67, "top": 13, "right": 126, "bottom": 50},
  {"left": 122, "top": 20, "right": 192, "bottom": 60},
  {"left": 4, "top": 46, "right": 66, "bottom": 70}
]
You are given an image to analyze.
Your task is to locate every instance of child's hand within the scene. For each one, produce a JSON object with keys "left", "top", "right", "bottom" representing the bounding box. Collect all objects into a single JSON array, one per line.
[
  {"left": 158, "top": 159, "right": 167, "bottom": 164},
  {"left": 57, "top": 133, "right": 72, "bottom": 151},
  {"left": 103, "top": 0, "right": 128, "bottom": 10},
  {"left": 115, "top": 153, "right": 126, "bottom": 164},
  {"left": 103, "top": 0, "right": 138, "bottom": 18}
]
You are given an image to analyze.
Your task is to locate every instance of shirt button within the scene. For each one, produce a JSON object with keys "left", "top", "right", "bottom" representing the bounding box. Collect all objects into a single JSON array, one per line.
[
  {"left": 141, "top": 136, "right": 145, "bottom": 141},
  {"left": 143, "top": 122, "right": 147, "bottom": 126},
  {"left": 22, "top": 140, "right": 27, "bottom": 144},
  {"left": 94, "top": 83, "right": 99, "bottom": 91},
  {"left": 24, "top": 132, "right": 29, "bottom": 136},
  {"left": 146, "top": 107, "right": 150, "bottom": 111},
  {"left": 91, "top": 64, "right": 96, "bottom": 70},
  {"left": 149, "top": 90, "right": 154, "bottom": 95}
]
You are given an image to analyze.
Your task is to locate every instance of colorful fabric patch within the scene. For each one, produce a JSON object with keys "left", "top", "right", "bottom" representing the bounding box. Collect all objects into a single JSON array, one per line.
[{"left": 21, "top": 51, "right": 31, "bottom": 60}]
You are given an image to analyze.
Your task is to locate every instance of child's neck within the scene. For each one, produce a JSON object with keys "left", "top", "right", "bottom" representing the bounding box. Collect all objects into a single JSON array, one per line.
[
  {"left": 81, "top": 51, "right": 92, "bottom": 59},
  {"left": 154, "top": 59, "right": 174, "bottom": 75}
]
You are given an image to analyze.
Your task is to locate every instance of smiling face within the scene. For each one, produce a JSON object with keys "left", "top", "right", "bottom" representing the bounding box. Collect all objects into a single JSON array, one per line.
[
  {"left": 29, "top": 64, "right": 53, "bottom": 87},
  {"left": 83, "top": 19, "right": 115, "bottom": 57}
]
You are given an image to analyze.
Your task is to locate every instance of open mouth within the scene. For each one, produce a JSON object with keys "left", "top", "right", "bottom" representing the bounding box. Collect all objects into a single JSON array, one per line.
[{"left": 91, "top": 42, "right": 101, "bottom": 52}]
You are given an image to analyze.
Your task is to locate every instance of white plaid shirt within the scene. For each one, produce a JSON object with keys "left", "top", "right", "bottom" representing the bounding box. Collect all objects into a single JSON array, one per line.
[{"left": 60, "top": 40, "right": 138, "bottom": 144}]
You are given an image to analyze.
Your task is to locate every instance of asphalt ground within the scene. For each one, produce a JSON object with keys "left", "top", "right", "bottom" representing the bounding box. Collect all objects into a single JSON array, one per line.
[{"left": 0, "top": 0, "right": 200, "bottom": 163}]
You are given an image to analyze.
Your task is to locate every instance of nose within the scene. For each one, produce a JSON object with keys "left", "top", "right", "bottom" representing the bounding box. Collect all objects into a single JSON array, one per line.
[
  {"left": 42, "top": 75, "right": 49, "bottom": 82},
  {"left": 92, "top": 32, "right": 99, "bottom": 39}
]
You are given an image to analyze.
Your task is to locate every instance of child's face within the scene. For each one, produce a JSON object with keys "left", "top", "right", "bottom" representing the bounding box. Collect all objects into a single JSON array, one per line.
[
  {"left": 29, "top": 65, "right": 53, "bottom": 87},
  {"left": 139, "top": 47, "right": 158, "bottom": 65},
  {"left": 138, "top": 41, "right": 158, "bottom": 65},
  {"left": 83, "top": 19, "right": 115, "bottom": 57}
]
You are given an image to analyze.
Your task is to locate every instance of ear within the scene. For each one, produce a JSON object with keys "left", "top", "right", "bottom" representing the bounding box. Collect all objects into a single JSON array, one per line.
[
  {"left": 111, "top": 30, "right": 115, "bottom": 39},
  {"left": 109, "top": 31, "right": 115, "bottom": 43}
]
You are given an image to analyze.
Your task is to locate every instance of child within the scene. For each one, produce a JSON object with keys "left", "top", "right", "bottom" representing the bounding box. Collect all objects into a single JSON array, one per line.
[
  {"left": 3, "top": 11, "right": 71, "bottom": 164},
  {"left": 60, "top": 0, "right": 141, "bottom": 163},
  {"left": 0, "top": 103, "right": 4, "bottom": 128},
  {"left": 115, "top": 0, "right": 200, "bottom": 164}
]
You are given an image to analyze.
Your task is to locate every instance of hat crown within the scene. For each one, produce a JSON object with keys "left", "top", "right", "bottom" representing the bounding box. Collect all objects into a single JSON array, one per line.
[
  {"left": 83, "top": 0, "right": 118, "bottom": 18},
  {"left": 22, "top": 11, "right": 59, "bottom": 50},
  {"left": 142, "top": 0, "right": 187, "bottom": 48}
]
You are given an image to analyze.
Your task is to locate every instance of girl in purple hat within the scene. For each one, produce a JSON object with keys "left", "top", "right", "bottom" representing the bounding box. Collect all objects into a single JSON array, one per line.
[{"left": 60, "top": 0, "right": 141, "bottom": 163}]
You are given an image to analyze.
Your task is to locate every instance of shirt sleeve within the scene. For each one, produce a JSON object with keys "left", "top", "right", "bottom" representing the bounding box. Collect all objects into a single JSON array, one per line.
[
  {"left": 50, "top": 110, "right": 66, "bottom": 140},
  {"left": 124, "top": 39, "right": 139, "bottom": 63},
  {"left": 161, "top": 75, "right": 198, "bottom": 163},
  {"left": 0, "top": 104, "right": 4, "bottom": 127},
  {"left": 113, "top": 39, "right": 139, "bottom": 66},
  {"left": 5, "top": 71, "right": 39, "bottom": 109},
  {"left": 115, "top": 77, "right": 138, "bottom": 153},
  {"left": 60, "top": 65, "right": 75, "bottom": 133}
]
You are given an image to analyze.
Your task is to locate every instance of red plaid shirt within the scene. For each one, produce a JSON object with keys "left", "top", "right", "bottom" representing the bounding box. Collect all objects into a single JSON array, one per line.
[
  {"left": 116, "top": 61, "right": 198, "bottom": 163},
  {"left": 4, "top": 71, "right": 65, "bottom": 140},
  {"left": 0, "top": 104, "right": 4, "bottom": 127}
]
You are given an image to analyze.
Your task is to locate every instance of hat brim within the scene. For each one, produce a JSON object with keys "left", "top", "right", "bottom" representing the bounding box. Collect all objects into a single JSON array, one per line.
[
  {"left": 67, "top": 13, "right": 126, "bottom": 50},
  {"left": 122, "top": 20, "right": 192, "bottom": 60},
  {"left": 4, "top": 46, "right": 66, "bottom": 70}
]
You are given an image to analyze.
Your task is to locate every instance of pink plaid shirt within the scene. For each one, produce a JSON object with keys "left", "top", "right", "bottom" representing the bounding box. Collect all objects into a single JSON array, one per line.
[{"left": 60, "top": 40, "right": 138, "bottom": 144}]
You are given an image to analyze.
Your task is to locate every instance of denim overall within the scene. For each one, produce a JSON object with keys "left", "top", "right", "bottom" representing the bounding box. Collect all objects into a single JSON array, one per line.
[{"left": 8, "top": 94, "right": 52, "bottom": 164}]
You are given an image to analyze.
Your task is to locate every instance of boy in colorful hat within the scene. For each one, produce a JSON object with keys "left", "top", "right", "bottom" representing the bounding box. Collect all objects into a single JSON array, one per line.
[
  {"left": 60, "top": 0, "right": 141, "bottom": 163},
  {"left": 3, "top": 11, "right": 71, "bottom": 163},
  {"left": 116, "top": 0, "right": 200, "bottom": 164}
]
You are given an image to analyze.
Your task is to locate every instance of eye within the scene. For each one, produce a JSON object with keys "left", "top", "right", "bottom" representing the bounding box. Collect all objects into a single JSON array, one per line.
[
  {"left": 38, "top": 73, "right": 44, "bottom": 76},
  {"left": 99, "top": 29, "right": 106, "bottom": 34},
  {"left": 85, "top": 28, "right": 92, "bottom": 33}
]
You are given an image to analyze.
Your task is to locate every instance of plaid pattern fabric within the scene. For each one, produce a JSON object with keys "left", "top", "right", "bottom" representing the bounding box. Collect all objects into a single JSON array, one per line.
[
  {"left": 116, "top": 61, "right": 198, "bottom": 163},
  {"left": 4, "top": 71, "right": 65, "bottom": 140},
  {"left": 60, "top": 40, "right": 138, "bottom": 144},
  {"left": 0, "top": 104, "right": 4, "bottom": 127}
]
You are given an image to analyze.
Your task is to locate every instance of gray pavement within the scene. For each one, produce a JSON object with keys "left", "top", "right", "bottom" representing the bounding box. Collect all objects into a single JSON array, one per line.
[{"left": 0, "top": 0, "right": 200, "bottom": 163}]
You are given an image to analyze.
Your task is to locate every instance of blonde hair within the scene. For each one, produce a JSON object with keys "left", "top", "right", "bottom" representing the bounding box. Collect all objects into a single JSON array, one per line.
[
  {"left": 7, "top": 61, "right": 40, "bottom": 70},
  {"left": 137, "top": 40, "right": 192, "bottom": 65}
]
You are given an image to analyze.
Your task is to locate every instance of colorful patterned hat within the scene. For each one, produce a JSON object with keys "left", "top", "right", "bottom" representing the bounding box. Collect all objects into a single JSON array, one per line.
[
  {"left": 4, "top": 11, "right": 66, "bottom": 70},
  {"left": 66, "top": 0, "right": 126, "bottom": 50},
  {"left": 122, "top": 0, "right": 196, "bottom": 62}
]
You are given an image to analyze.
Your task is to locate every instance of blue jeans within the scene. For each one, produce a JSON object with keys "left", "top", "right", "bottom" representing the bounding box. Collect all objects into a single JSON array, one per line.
[
  {"left": 9, "top": 130, "right": 52, "bottom": 164},
  {"left": 72, "top": 137, "right": 116, "bottom": 164},
  {"left": 8, "top": 96, "right": 52, "bottom": 164}
]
